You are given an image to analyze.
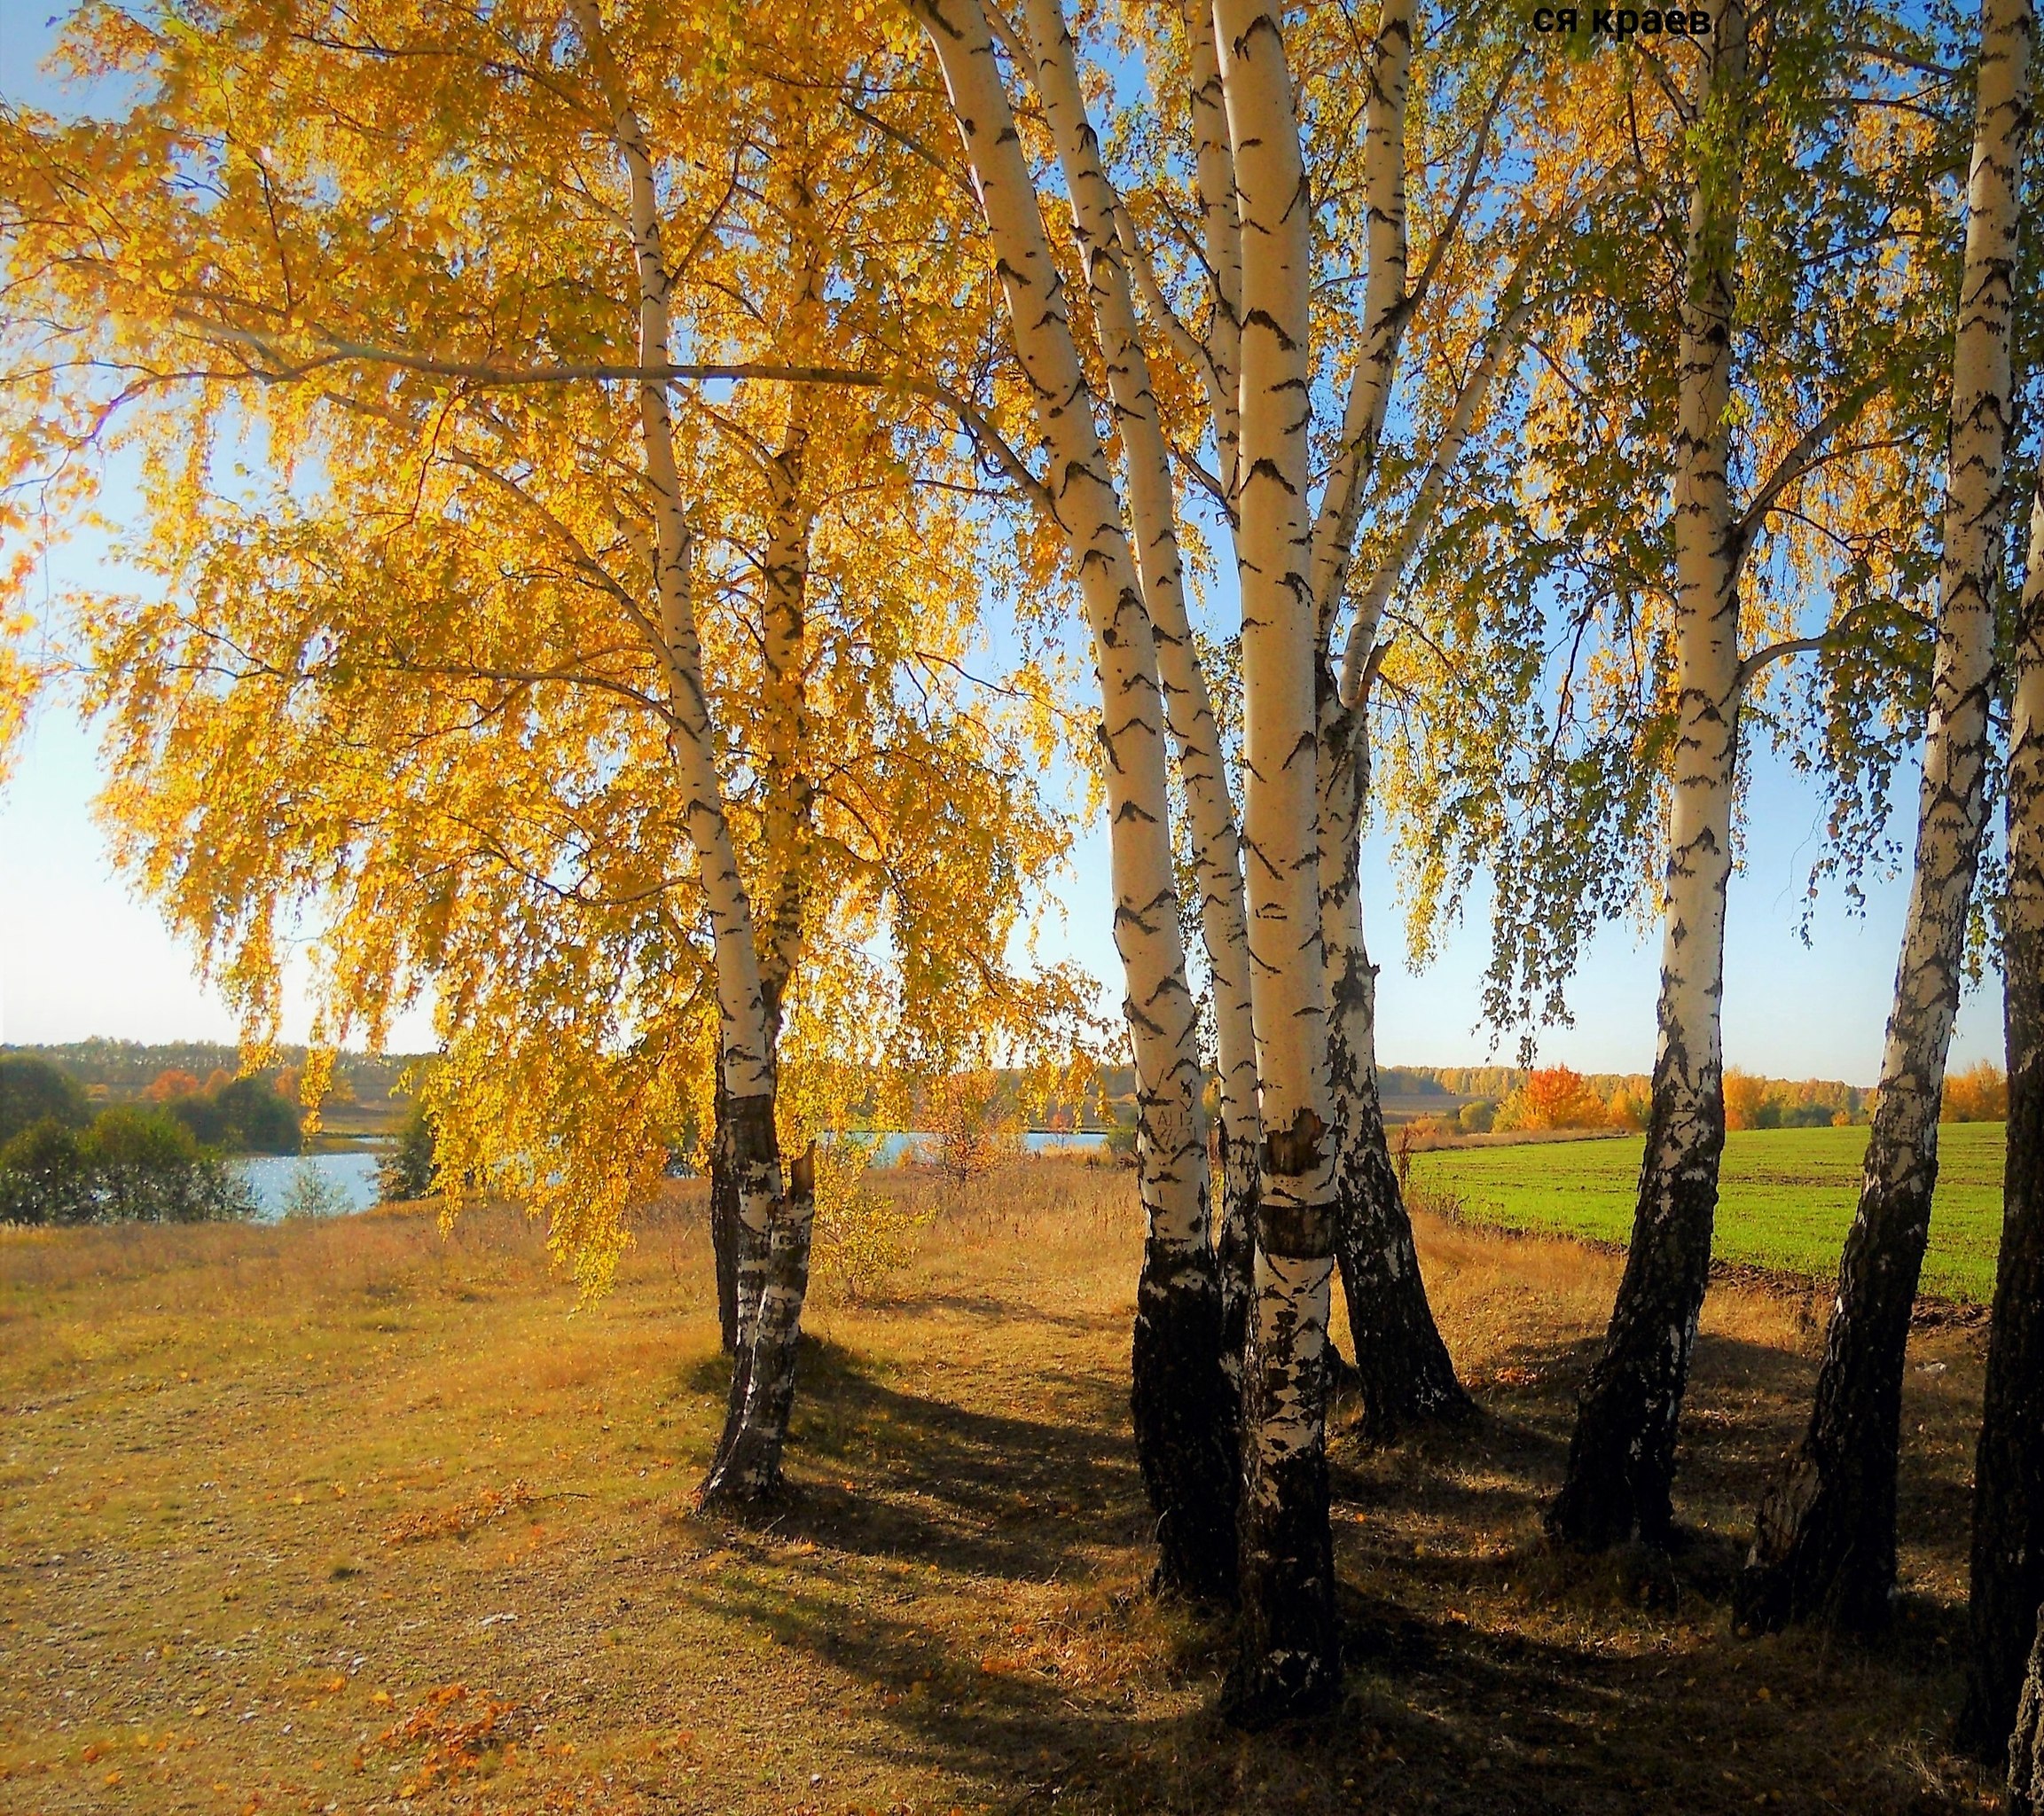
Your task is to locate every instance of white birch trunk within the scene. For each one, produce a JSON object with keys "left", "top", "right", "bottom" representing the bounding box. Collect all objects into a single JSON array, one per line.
[
  {"left": 1214, "top": 0, "right": 1342, "bottom": 1721},
  {"left": 569, "top": 0, "right": 806, "bottom": 1501},
  {"left": 1549, "top": 0, "right": 1750, "bottom": 1550},
  {"left": 912, "top": 0, "right": 1237, "bottom": 1597},
  {"left": 1306, "top": 0, "right": 1413, "bottom": 634},
  {"left": 1742, "top": 0, "right": 2032, "bottom": 1629},
  {"left": 710, "top": 167, "right": 835, "bottom": 1497},
  {"left": 1020, "top": 0, "right": 1263, "bottom": 1397},
  {"left": 1179, "top": 0, "right": 1242, "bottom": 497},
  {"left": 709, "top": 380, "right": 816, "bottom": 1357}
]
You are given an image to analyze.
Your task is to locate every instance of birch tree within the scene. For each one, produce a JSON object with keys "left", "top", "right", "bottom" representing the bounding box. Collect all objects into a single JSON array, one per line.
[
  {"left": 1302, "top": 0, "right": 1523, "bottom": 1437},
  {"left": 1964, "top": 467, "right": 2044, "bottom": 1758},
  {"left": 907, "top": 0, "right": 1242, "bottom": 1605},
  {"left": 1539, "top": 0, "right": 1759, "bottom": 1547},
  {"left": 0, "top": 0, "right": 1085, "bottom": 1496},
  {"left": 1738, "top": 0, "right": 2034, "bottom": 1624},
  {"left": 1206, "top": 0, "right": 1348, "bottom": 1713},
  {"left": 1339, "top": 0, "right": 1956, "bottom": 1552},
  {"left": 549, "top": 0, "right": 803, "bottom": 1496},
  {"left": 1015, "top": 0, "right": 1265, "bottom": 1429},
  {"left": 904, "top": 0, "right": 1571, "bottom": 1713},
  {"left": 1319, "top": 0, "right": 1959, "bottom": 1552}
]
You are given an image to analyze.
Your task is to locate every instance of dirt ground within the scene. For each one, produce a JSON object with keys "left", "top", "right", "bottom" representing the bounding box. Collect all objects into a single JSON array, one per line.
[{"left": 0, "top": 1159, "right": 2006, "bottom": 1813}]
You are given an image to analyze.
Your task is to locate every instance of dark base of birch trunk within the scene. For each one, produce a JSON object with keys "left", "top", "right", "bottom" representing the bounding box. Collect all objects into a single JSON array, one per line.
[
  {"left": 709, "top": 1079, "right": 741, "bottom": 1355},
  {"left": 1547, "top": 1137, "right": 1719, "bottom": 1551},
  {"left": 1960, "top": 1050, "right": 2044, "bottom": 1757},
  {"left": 701, "top": 1174, "right": 815, "bottom": 1503},
  {"left": 1735, "top": 1155, "right": 1934, "bottom": 1636},
  {"left": 2008, "top": 1605, "right": 2044, "bottom": 1815},
  {"left": 700, "top": 1096, "right": 793, "bottom": 1503},
  {"left": 1132, "top": 1237, "right": 1239, "bottom": 1602},
  {"left": 1334, "top": 1112, "right": 1471, "bottom": 1444},
  {"left": 1225, "top": 1170, "right": 1342, "bottom": 1729},
  {"left": 1221, "top": 1432, "right": 1340, "bottom": 1729}
]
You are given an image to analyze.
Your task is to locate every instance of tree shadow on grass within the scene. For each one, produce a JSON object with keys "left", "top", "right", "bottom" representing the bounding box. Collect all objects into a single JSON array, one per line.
[
  {"left": 838, "top": 1286, "right": 1132, "bottom": 1337},
  {"left": 659, "top": 1327, "right": 1984, "bottom": 1813},
  {"left": 683, "top": 1333, "right": 1150, "bottom": 1584}
]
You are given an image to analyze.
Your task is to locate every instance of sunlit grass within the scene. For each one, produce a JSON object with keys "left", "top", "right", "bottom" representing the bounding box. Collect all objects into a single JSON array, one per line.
[
  {"left": 0, "top": 1155, "right": 2000, "bottom": 1812},
  {"left": 1410, "top": 1122, "right": 2005, "bottom": 1301}
]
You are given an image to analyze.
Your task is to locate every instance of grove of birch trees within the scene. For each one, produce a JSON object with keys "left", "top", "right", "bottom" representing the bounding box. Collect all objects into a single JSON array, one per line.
[{"left": 4, "top": 0, "right": 2044, "bottom": 1752}]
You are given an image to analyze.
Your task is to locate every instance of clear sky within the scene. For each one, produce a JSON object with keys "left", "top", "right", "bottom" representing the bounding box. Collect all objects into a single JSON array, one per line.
[{"left": 0, "top": 2, "right": 2005, "bottom": 1082}]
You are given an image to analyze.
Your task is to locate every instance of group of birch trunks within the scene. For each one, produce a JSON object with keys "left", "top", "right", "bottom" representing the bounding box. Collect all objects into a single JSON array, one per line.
[
  {"left": 676, "top": 0, "right": 2044, "bottom": 1753},
  {"left": 14, "top": 0, "right": 2044, "bottom": 1770},
  {"left": 552, "top": 0, "right": 2044, "bottom": 1750}
]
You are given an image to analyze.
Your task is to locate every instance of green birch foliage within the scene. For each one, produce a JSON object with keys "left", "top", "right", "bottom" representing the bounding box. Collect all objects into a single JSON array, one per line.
[{"left": 1373, "top": 0, "right": 1984, "bottom": 1043}]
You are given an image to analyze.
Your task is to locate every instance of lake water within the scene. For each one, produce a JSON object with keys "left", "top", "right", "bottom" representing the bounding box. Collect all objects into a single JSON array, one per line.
[
  {"left": 240, "top": 1151, "right": 384, "bottom": 1221},
  {"left": 239, "top": 1130, "right": 1113, "bottom": 1221}
]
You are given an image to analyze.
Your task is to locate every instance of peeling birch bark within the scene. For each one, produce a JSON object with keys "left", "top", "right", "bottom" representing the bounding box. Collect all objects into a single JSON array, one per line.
[
  {"left": 1214, "top": 0, "right": 1342, "bottom": 1722},
  {"left": 1965, "top": 473, "right": 2044, "bottom": 1757},
  {"left": 912, "top": 0, "right": 1235, "bottom": 1599},
  {"left": 1320, "top": 670, "right": 1470, "bottom": 1441},
  {"left": 1547, "top": 0, "right": 1749, "bottom": 1552},
  {"left": 1739, "top": 0, "right": 2030, "bottom": 1628}
]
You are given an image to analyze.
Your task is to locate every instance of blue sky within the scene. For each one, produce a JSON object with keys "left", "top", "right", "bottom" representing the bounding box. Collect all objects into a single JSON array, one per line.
[{"left": 0, "top": 0, "right": 2005, "bottom": 1081}]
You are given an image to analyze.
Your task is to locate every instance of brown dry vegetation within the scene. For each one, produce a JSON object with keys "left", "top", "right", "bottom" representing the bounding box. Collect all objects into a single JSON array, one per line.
[{"left": 0, "top": 1158, "right": 2004, "bottom": 1814}]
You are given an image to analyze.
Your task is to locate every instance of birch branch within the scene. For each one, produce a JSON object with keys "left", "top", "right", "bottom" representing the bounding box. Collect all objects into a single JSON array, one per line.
[
  {"left": 153, "top": 310, "right": 1061, "bottom": 522},
  {"left": 1335, "top": 290, "right": 1539, "bottom": 706},
  {"left": 1733, "top": 372, "right": 1895, "bottom": 558}
]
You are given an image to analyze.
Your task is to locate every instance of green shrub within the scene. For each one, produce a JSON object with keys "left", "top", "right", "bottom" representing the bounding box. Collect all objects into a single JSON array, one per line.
[
  {"left": 0, "top": 1107, "right": 254, "bottom": 1225},
  {"left": 379, "top": 1100, "right": 438, "bottom": 1202},
  {"left": 0, "top": 1118, "right": 95, "bottom": 1224},
  {"left": 280, "top": 1161, "right": 354, "bottom": 1220},
  {"left": 0, "top": 1055, "right": 91, "bottom": 1147}
]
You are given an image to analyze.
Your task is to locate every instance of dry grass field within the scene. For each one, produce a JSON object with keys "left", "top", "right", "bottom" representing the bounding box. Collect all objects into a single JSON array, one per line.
[{"left": 0, "top": 1158, "right": 2006, "bottom": 1814}]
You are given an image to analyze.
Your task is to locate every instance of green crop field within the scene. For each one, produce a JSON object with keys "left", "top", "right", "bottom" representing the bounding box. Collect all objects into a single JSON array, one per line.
[{"left": 1408, "top": 1122, "right": 2008, "bottom": 1303}]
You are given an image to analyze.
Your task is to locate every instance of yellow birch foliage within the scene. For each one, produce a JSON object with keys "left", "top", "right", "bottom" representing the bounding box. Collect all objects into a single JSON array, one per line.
[{"left": 1, "top": 0, "right": 1100, "bottom": 1287}]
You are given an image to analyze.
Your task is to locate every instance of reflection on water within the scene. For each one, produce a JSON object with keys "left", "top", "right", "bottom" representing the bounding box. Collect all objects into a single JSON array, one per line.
[{"left": 239, "top": 1151, "right": 383, "bottom": 1221}]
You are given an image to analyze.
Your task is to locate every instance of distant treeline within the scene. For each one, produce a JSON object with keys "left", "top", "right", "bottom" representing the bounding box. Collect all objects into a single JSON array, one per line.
[
  {"left": 1379, "top": 1065, "right": 1876, "bottom": 1115},
  {"left": 4, "top": 1042, "right": 432, "bottom": 1109}
]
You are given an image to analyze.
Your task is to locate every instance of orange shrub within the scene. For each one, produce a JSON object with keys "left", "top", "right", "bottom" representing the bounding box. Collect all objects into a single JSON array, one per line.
[
  {"left": 144, "top": 1068, "right": 202, "bottom": 1102},
  {"left": 1724, "top": 1069, "right": 1768, "bottom": 1132},
  {"left": 1942, "top": 1061, "right": 2008, "bottom": 1123},
  {"left": 922, "top": 1069, "right": 1022, "bottom": 1183},
  {"left": 1496, "top": 1065, "right": 1608, "bottom": 1131}
]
